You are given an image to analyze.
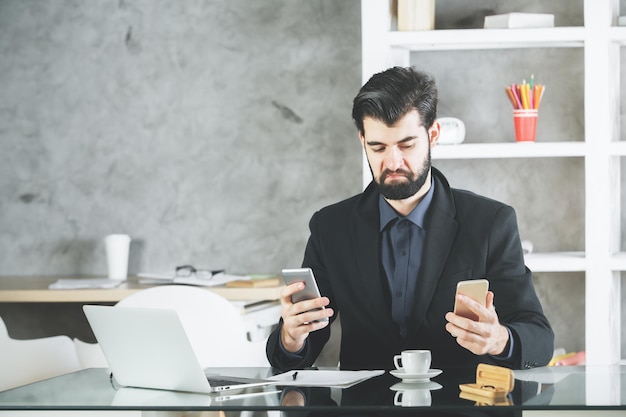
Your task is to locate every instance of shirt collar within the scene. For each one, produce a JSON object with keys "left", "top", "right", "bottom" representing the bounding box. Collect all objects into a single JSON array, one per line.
[{"left": 379, "top": 177, "right": 435, "bottom": 231}]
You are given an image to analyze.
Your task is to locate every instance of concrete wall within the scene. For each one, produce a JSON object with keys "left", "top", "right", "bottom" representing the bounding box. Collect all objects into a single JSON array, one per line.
[
  {"left": 0, "top": 0, "right": 362, "bottom": 277},
  {"left": 0, "top": 0, "right": 624, "bottom": 359}
]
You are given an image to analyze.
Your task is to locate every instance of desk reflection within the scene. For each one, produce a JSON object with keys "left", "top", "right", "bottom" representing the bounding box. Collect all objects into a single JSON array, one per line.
[
  {"left": 275, "top": 367, "right": 547, "bottom": 417},
  {"left": 2, "top": 366, "right": 621, "bottom": 416}
]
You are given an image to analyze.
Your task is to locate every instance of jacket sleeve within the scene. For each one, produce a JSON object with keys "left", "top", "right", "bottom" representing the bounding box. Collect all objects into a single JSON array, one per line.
[
  {"left": 266, "top": 321, "right": 323, "bottom": 371},
  {"left": 486, "top": 205, "right": 554, "bottom": 369},
  {"left": 266, "top": 212, "right": 333, "bottom": 371}
]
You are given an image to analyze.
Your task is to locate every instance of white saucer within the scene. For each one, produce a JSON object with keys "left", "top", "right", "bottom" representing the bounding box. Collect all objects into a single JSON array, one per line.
[
  {"left": 390, "top": 381, "right": 442, "bottom": 391},
  {"left": 389, "top": 369, "right": 442, "bottom": 383}
]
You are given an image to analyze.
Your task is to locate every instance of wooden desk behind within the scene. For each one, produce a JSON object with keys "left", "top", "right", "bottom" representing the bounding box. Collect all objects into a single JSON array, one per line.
[
  {"left": 0, "top": 276, "right": 283, "bottom": 303},
  {"left": 0, "top": 276, "right": 283, "bottom": 342}
]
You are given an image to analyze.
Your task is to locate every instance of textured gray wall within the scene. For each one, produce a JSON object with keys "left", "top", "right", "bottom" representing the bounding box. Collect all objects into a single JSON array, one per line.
[
  {"left": 0, "top": 0, "right": 362, "bottom": 276},
  {"left": 0, "top": 0, "right": 624, "bottom": 359}
]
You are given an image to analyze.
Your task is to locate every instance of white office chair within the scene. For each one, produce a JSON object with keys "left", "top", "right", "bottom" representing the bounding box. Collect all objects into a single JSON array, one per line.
[
  {"left": 0, "top": 315, "right": 81, "bottom": 391},
  {"left": 115, "top": 285, "right": 270, "bottom": 367}
]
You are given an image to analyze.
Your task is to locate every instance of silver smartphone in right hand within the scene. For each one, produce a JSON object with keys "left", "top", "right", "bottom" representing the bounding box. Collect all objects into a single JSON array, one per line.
[{"left": 281, "top": 267, "right": 328, "bottom": 322}]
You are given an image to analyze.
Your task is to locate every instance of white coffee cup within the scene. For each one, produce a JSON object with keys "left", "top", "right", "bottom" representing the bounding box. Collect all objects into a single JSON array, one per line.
[
  {"left": 393, "top": 349, "right": 431, "bottom": 374},
  {"left": 394, "top": 388, "right": 432, "bottom": 407},
  {"left": 104, "top": 234, "right": 131, "bottom": 280}
]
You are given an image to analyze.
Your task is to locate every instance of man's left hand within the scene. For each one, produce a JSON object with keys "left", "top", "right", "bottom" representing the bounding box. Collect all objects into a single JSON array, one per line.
[{"left": 445, "top": 291, "right": 509, "bottom": 356}]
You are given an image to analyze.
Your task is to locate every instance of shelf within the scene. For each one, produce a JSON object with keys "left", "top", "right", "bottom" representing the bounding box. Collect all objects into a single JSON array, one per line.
[
  {"left": 524, "top": 252, "right": 586, "bottom": 272},
  {"left": 387, "top": 27, "right": 586, "bottom": 51},
  {"left": 609, "top": 26, "right": 626, "bottom": 44},
  {"left": 432, "top": 142, "right": 586, "bottom": 160},
  {"left": 362, "top": 0, "right": 622, "bottom": 365},
  {"left": 609, "top": 253, "right": 626, "bottom": 271},
  {"left": 609, "top": 142, "right": 626, "bottom": 156}
]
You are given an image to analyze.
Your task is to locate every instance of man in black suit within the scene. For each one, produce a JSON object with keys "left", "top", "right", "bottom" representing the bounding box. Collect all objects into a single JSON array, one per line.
[{"left": 267, "top": 66, "right": 553, "bottom": 372}]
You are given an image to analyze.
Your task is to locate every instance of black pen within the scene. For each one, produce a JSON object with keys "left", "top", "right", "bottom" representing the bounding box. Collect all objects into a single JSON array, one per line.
[{"left": 292, "top": 371, "right": 298, "bottom": 381}]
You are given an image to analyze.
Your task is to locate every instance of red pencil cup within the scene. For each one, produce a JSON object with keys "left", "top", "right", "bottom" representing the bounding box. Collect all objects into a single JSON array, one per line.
[{"left": 513, "top": 109, "right": 538, "bottom": 142}]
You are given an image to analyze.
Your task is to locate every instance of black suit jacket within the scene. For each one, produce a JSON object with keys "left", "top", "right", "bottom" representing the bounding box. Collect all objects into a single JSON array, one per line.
[{"left": 267, "top": 168, "right": 554, "bottom": 371}]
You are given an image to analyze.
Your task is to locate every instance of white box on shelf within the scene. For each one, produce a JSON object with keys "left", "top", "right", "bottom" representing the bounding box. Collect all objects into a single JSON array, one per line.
[
  {"left": 484, "top": 13, "right": 555, "bottom": 29},
  {"left": 397, "top": 0, "right": 435, "bottom": 31},
  {"left": 619, "top": 16, "right": 626, "bottom": 26}
]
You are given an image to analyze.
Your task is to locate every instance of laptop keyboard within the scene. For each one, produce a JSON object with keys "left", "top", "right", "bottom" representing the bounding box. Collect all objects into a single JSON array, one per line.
[{"left": 206, "top": 377, "right": 247, "bottom": 387}]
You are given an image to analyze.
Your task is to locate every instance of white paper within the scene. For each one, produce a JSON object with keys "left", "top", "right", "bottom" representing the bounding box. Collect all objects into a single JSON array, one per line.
[
  {"left": 268, "top": 370, "right": 384, "bottom": 388},
  {"left": 137, "top": 272, "right": 249, "bottom": 287},
  {"left": 48, "top": 278, "right": 124, "bottom": 290},
  {"left": 174, "top": 274, "right": 250, "bottom": 287}
]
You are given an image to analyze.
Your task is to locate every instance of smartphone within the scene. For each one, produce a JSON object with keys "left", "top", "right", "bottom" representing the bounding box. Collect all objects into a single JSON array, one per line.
[
  {"left": 453, "top": 279, "right": 489, "bottom": 321},
  {"left": 281, "top": 267, "right": 328, "bottom": 322}
]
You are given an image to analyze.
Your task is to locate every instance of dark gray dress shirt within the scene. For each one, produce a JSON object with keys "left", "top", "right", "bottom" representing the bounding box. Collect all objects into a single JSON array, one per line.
[{"left": 379, "top": 179, "right": 435, "bottom": 338}]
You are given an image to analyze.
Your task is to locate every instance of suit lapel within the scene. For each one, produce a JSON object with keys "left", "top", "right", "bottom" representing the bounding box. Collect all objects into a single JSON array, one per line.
[
  {"left": 410, "top": 169, "right": 458, "bottom": 329},
  {"left": 351, "top": 172, "right": 459, "bottom": 330}
]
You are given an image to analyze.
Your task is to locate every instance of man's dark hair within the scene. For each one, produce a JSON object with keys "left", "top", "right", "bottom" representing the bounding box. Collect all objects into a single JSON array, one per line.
[{"left": 352, "top": 66, "right": 438, "bottom": 136}]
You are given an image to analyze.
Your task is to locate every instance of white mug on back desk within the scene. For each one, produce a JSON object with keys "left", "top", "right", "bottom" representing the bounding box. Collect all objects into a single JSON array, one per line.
[
  {"left": 394, "top": 350, "right": 431, "bottom": 374},
  {"left": 105, "top": 234, "right": 131, "bottom": 280}
]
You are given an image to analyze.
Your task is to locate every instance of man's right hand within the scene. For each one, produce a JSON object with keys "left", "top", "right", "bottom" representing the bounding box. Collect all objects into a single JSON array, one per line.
[{"left": 279, "top": 281, "right": 333, "bottom": 353}]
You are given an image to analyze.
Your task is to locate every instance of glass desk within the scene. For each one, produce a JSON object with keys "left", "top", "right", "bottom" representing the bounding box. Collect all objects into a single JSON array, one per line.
[{"left": 0, "top": 366, "right": 624, "bottom": 415}]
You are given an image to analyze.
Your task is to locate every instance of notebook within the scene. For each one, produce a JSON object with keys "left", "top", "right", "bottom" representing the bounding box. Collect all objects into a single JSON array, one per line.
[{"left": 83, "top": 305, "right": 275, "bottom": 394}]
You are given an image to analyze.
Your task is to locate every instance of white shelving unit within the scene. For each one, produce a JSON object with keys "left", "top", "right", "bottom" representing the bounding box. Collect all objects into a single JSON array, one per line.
[
  {"left": 432, "top": 142, "right": 587, "bottom": 160},
  {"left": 361, "top": 0, "right": 623, "bottom": 365}
]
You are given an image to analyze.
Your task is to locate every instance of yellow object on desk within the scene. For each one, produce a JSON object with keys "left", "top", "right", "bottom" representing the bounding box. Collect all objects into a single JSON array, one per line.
[{"left": 459, "top": 364, "right": 514, "bottom": 403}]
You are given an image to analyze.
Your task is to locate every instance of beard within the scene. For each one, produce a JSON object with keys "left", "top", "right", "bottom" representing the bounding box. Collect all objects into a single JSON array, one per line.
[{"left": 373, "top": 149, "right": 431, "bottom": 200}]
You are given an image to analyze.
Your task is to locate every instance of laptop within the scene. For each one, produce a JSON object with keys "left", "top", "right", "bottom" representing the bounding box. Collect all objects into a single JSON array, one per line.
[{"left": 83, "top": 304, "right": 275, "bottom": 394}]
